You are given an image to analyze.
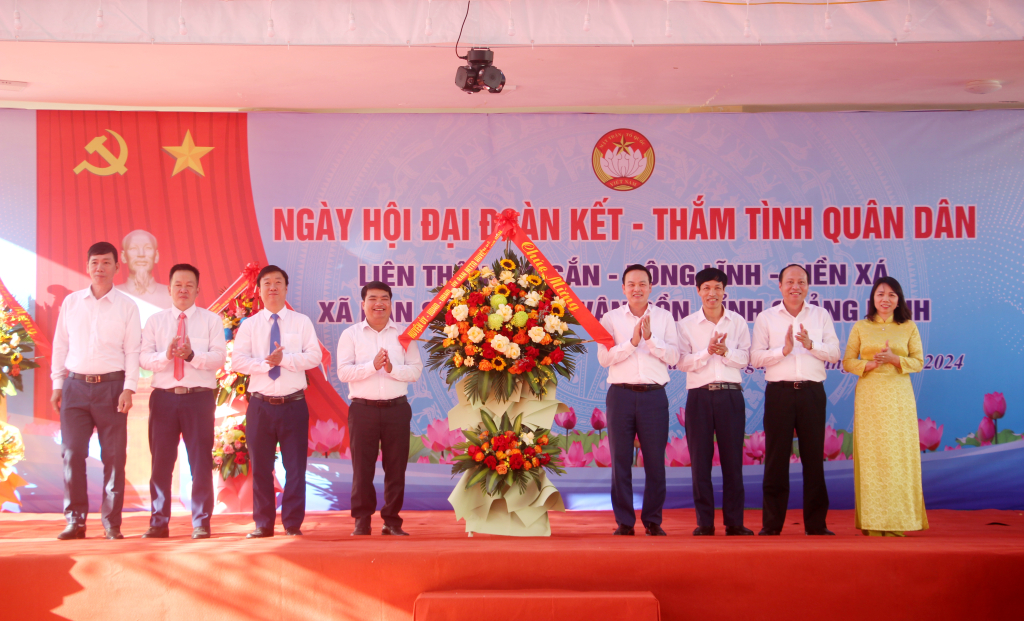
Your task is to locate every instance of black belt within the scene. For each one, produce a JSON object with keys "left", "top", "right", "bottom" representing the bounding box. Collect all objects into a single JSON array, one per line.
[
  {"left": 612, "top": 383, "right": 665, "bottom": 393},
  {"left": 351, "top": 396, "right": 408, "bottom": 408},
  {"left": 154, "top": 386, "right": 215, "bottom": 395},
  {"left": 68, "top": 371, "right": 125, "bottom": 384},
  {"left": 251, "top": 391, "right": 305, "bottom": 405},
  {"left": 695, "top": 382, "right": 742, "bottom": 391},
  {"left": 769, "top": 381, "right": 822, "bottom": 390}
]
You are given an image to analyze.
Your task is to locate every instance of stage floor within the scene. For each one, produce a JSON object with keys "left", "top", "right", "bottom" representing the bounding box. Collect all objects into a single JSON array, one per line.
[{"left": 2, "top": 509, "right": 1023, "bottom": 621}]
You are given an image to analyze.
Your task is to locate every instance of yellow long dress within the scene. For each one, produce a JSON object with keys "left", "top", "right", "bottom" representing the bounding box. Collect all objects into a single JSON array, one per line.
[{"left": 843, "top": 316, "right": 928, "bottom": 532}]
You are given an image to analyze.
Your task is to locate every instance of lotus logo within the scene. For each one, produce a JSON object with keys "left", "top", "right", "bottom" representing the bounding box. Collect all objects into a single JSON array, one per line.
[{"left": 592, "top": 128, "right": 655, "bottom": 191}]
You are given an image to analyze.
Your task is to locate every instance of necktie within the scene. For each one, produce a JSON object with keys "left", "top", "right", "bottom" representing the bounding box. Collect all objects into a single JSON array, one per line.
[
  {"left": 269, "top": 313, "right": 281, "bottom": 380},
  {"left": 173, "top": 312, "right": 187, "bottom": 381}
]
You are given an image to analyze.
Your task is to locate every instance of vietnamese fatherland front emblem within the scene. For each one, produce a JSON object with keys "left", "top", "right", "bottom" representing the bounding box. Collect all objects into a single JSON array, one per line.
[{"left": 592, "top": 128, "right": 655, "bottom": 191}]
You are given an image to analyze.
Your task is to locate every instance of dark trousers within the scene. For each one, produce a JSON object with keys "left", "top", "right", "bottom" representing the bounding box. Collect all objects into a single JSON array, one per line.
[
  {"left": 246, "top": 396, "right": 309, "bottom": 530},
  {"left": 147, "top": 389, "right": 216, "bottom": 529},
  {"left": 607, "top": 384, "right": 669, "bottom": 528},
  {"left": 762, "top": 382, "right": 829, "bottom": 532},
  {"left": 685, "top": 387, "right": 746, "bottom": 528},
  {"left": 59, "top": 377, "right": 126, "bottom": 529},
  {"left": 349, "top": 401, "right": 412, "bottom": 528}
]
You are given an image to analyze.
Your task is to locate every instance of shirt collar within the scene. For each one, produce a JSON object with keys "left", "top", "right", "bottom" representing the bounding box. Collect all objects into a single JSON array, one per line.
[
  {"left": 620, "top": 302, "right": 651, "bottom": 320},
  {"left": 697, "top": 307, "right": 731, "bottom": 326},
  {"left": 872, "top": 314, "right": 895, "bottom": 324},
  {"left": 262, "top": 307, "right": 290, "bottom": 322},
  {"left": 82, "top": 286, "right": 118, "bottom": 302},
  {"left": 360, "top": 318, "right": 397, "bottom": 334},
  {"left": 171, "top": 304, "right": 198, "bottom": 319},
  {"left": 778, "top": 301, "right": 809, "bottom": 319}
]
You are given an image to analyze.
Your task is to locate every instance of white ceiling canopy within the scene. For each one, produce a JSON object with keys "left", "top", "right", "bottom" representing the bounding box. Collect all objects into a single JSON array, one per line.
[{"left": 1, "top": 0, "right": 1022, "bottom": 47}]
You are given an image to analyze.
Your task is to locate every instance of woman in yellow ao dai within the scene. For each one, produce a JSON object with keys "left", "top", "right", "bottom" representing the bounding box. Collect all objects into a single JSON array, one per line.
[{"left": 843, "top": 277, "right": 927, "bottom": 536}]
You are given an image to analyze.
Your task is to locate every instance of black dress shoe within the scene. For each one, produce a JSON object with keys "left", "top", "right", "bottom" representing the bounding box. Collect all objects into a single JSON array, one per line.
[
  {"left": 352, "top": 518, "right": 371, "bottom": 536},
  {"left": 142, "top": 526, "right": 169, "bottom": 539},
  {"left": 726, "top": 525, "right": 755, "bottom": 536},
  {"left": 57, "top": 523, "right": 86, "bottom": 540},
  {"left": 612, "top": 524, "right": 635, "bottom": 536},
  {"left": 806, "top": 528, "right": 836, "bottom": 536},
  {"left": 246, "top": 527, "right": 274, "bottom": 539},
  {"left": 644, "top": 523, "right": 667, "bottom": 536},
  {"left": 758, "top": 528, "right": 782, "bottom": 536},
  {"left": 192, "top": 526, "right": 211, "bottom": 539},
  {"left": 692, "top": 526, "right": 716, "bottom": 536},
  {"left": 105, "top": 527, "right": 124, "bottom": 540},
  {"left": 285, "top": 527, "right": 303, "bottom": 536},
  {"left": 381, "top": 524, "right": 409, "bottom": 536}
]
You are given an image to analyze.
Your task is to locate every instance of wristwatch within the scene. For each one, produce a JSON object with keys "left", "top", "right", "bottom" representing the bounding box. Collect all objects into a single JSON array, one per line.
[{"left": 185, "top": 351, "right": 195, "bottom": 362}]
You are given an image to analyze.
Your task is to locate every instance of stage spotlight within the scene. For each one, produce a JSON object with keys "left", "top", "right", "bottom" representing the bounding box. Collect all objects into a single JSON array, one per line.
[{"left": 455, "top": 48, "right": 505, "bottom": 94}]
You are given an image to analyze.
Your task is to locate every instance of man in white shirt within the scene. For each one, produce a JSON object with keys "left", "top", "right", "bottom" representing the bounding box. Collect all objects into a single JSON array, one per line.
[
  {"left": 50, "top": 241, "right": 142, "bottom": 540},
  {"left": 751, "top": 264, "right": 841, "bottom": 536},
  {"left": 597, "top": 264, "right": 680, "bottom": 536},
  {"left": 231, "top": 266, "right": 322, "bottom": 538},
  {"left": 337, "top": 280, "right": 423, "bottom": 536},
  {"left": 139, "top": 264, "right": 226, "bottom": 539},
  {"left": 677, "top": 268, "right": 754, "bottom": 537}
]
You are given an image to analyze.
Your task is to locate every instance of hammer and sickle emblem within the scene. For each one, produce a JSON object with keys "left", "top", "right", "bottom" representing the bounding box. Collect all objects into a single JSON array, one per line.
[{"left": 73, "top": 129, "right": 129, "bottom": 176}]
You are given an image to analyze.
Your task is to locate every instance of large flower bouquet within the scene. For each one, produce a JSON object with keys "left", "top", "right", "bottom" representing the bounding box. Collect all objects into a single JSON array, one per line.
[
  {"left": 212, "top": 415, "right": 250, "bottom": 479},
  {"left": 0, "top": 304, "right": 40, "bottom": 397},
  {"left": 215, "top": 287, "right": 262, "bottom": 406},
  {"left": 424, "top": 250, "right": 588, "bottom": 404},
  {"left": 452, "top": 409, "right": 564, "bottom": 497}
]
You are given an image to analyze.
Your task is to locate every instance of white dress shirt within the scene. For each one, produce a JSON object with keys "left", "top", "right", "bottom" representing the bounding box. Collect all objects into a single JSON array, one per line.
[
  {"left": 336, "top": 320, "right": 423, "bottom": 400},
  {"left": 751, "top": 301, "right": 841, "bottom": 382},
  {"left": 597, "top": 302, "right": 680, "bottom": 385},
  {"left": 230, "top": 307, "right": 323, "bottom": 397},
  {"left": 51, "top": 286, "right": 142, "bottom": 392},
  {"left": 677, "top": 307, "right": 751, "bottom": 389},
  {"left": 140, "top": 305, "right": 227, "bottom": 389}
]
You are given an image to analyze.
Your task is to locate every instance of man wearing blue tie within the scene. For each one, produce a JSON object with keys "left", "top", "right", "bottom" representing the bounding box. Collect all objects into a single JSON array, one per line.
[{"left": 231, "top": 266, "right": 322, "bottom": 538}]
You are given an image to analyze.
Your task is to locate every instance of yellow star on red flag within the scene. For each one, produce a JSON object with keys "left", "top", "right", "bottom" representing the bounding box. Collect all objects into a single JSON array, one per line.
[{"left": 162, "top": 130, "right": 214, "bottom": 176}]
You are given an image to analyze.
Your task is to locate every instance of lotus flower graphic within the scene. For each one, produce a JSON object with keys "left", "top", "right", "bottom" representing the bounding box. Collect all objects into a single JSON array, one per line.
[{"left": 600, "top": 147, "right": 647, "bottom": 179}]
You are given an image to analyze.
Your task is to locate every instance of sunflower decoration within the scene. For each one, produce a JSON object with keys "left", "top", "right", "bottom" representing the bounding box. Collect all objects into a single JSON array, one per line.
[
  {"left": 214, "top": 286, "right": 262, "bottom": 407},
  {"left": 425, "top": 249, "right": 587, "bottom": 404},
  {"left": 0, "top": 305, "right": 40, "bottom": 397}
]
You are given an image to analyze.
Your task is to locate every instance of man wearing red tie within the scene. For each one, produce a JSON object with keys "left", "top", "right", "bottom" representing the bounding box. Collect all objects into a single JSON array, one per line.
[
  {"left": 50, "top": 242, "right": 142, "bottom": 540},
  {"left": 231, "top": 266, "right": 322, "bottom": 538},
  {"left": 139, "top": 264, "right": 226, "bottom": 539}
]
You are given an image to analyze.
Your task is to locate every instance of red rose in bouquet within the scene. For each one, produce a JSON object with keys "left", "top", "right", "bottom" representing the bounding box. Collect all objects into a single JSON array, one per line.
[
  {"left": 484, "top": 455, "right": 498, "bottom": 470},
  {"left": 526, "top": 346, "right": 540, "bottom": 359},
  {"left": 539, "top": 453, "right": 551, "bottom": 465},
  {"left": 445, "top": 311, "right": 456, "bottom": 324},
  {"left": 509, "top": 453, "right": 526, "bottom": 470},
  {"left": 549, "top": 348, "right": 565, "bottom": 364}
]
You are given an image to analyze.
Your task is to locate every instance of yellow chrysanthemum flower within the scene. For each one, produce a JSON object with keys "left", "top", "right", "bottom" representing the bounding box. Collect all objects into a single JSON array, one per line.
[
  {"left": 527, "top": 275, "right": 542, "bottom": 286},
  {"left": 492, "top": 357, "right": 507, "bottom": 371},
  {"left": 500, "top": 259, "right": 516, "bottom": 270}
]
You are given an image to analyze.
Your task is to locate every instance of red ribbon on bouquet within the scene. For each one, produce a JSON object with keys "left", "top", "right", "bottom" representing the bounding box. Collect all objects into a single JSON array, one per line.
[{"left": 399, "top": 209, "right": 614, "bottom": 350}]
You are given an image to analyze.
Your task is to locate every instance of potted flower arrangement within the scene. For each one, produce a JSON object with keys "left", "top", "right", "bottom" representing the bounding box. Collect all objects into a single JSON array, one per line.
[
  {"left": 0, "top": 303, "right": 40, "bottom": 398},
  {"left": 424, "top": 250, "right": 587, "bottom": 404},
  {"left": 451, "top": 409, "right": 565, "bottom": 497},
  {"left": 212, "top": 414, "right": 250, "bottom": 480},
  {"left": 215, "top": 287, "right": 262, "bottom": 406}
]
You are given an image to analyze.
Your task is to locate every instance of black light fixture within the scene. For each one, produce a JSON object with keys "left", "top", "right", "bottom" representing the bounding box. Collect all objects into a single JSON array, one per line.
[
  {"left": 455, "top": 48, "right": 505, "bottom": 94},
  {"left": 453, "top": 2, "right": 506, "bottom": 94}
]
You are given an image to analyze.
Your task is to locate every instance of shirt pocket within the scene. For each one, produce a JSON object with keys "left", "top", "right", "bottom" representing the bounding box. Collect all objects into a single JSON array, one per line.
[{"left": 282, "top": 332, "right": 302, "bottom": 354}]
